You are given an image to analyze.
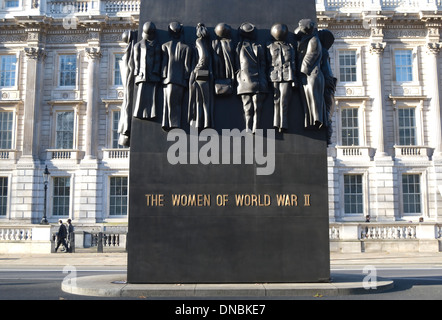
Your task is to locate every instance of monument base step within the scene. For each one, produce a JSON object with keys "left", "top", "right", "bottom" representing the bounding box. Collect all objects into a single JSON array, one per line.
[{"left": 62, "top": 274, "right": 394, "bottom": 298}]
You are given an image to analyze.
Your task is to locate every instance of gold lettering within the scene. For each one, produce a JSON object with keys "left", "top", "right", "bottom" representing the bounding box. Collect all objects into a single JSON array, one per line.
[
  {"left": 172, "top": 194, "right": 211, "bottom": 206},
  {"left": 304, "top": 194, "right": 311, "bottom": 207},
  {"left": 276, "top": 194, "right": 285, "bottom": 206},
  {"left": 276, "top": 194, "right": 298, "bottom": 206},
  {"left": 216, "top": 194, "right": 229, "bottom": 206},
  {"left": 172, "top": 194, "right": 180, "bottom": 206},
  {"left": 262, "top": 194, "right": 271, "bottom": 206},
  {"left": 235, "top": 194, "right": 244, "bottom": 206},
  {"left": 291, "top": 194, "right": 298, "bottom": 206},
  {"left": 145, "top": 194, "right": 164, "bottom": 206}
]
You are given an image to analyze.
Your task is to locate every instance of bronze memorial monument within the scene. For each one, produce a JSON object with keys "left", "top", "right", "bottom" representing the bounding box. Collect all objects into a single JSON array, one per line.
[{"left": 121, "top": 0, "right": 336, "bottom": 284}]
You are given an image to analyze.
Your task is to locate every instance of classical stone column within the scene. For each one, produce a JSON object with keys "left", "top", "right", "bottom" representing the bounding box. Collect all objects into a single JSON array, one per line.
[
  {"left": 84, "top": 47, "right": 102, "bottom": 159},
  {"left": 370, "top": 42, "right": 387, "bottom": 158},
  {"left": 426, "top": 42, "right": 442, "bottom": 157},
  {"left": 22, "top": 46, "right": 46, "bottom": 158}
]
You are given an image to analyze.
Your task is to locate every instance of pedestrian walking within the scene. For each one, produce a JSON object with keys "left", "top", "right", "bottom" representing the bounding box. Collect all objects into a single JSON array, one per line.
[
  {"left": 67, "top": 219, "right": 74, "bottom": 253},
  {"left": 55, "top": 219, "right": 68, "bottom": 253}
]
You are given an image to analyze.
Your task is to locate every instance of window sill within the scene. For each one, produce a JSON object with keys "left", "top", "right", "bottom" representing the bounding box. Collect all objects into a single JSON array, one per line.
[
  {"left": 394, "top": 145, "right": 432, "bottom": 160},
  {"left": 47, "top": 149, "right": 83, "bottom": 162},
  {"left": 335, "top": 146, "right": 373, "bottom": 160},
  {"left": 102, "top": 148, "right": 129, "bottom": 160},
  {"left": 0, "top": 149, "right": 19, "bottom": 161}
]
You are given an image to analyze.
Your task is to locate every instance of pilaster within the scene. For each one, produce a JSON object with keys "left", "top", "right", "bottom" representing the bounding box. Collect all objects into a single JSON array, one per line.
[
  {"left": 84, "top": 46, "right": 102, "bottom": 160},
  {"left": 22, "top": 28, "right": 46, "bottom": 159}
]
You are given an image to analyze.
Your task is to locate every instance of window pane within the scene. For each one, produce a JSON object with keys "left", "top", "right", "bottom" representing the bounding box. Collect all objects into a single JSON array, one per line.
[
  {"left": 395, "top": 50, "right": 413, "bottom": 82},
  {"left": 0, "top": 55, "right": 17, "bottom": 87},
  {"left": 55, "top": 112, "right": 74, "bottom": 149},
  {"left": 344, "top": 174, "right": 363, "bottom": 215},
  {"left": 112, "top": 111, "right": 123, "bottom": 149},
  {"left": 109, "top": 177, "right": 128, "bottom": 216},
  {"left": 402, "top": 174, "right": 421, "bottom": 215},
  {"left": 341, "top": 108, "right": 359, "bottom": 146},
  {"left": 398, "top": 108, "right": 417, "bottom": 145},
  {"left": 339, "top": 50, "right": 357, "bottom": 82},
  {"left": 5, "top": 1, "right": 19, "bottom": 8},
  {"left": 114, "top": 54, "right": 123, "bottom": 86},
  {"left": 59, "top": 55, "right": 77, "bottom": 87},
  {"left": 53, "top": 177, "right": 70, "bottom": 216},
  {"left": 0, "top": 177, "right": 7, "bottom": 216},
  {"left": 0, "top": 112, "right": 13, "bottom": 149}
]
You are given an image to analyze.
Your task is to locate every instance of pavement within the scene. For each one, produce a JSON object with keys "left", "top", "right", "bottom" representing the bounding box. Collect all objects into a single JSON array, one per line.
[
  {"left": 2, "top": 251, "right": 442, "bottom": 297},
  {"left": 2, "top": 251, "right": 442, "bottom": 268}
]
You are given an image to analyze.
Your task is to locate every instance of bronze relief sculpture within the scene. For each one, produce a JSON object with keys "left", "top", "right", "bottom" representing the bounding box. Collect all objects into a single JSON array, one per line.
[
  {"left": 235, "top": 22, "right": 268, "bottom": 133},
  {"left": 212, "top": 23, "right": 235, "bottom": 96},
  {"left": 318, "top": 29, "right": 337, "bottom": 145},
  {"left": 118, "top": 20, "right": 336, "bottom": 142},
  {"left": 267, "top": 23, "right": 297, "bottom": 132},
  {"left": 161, "top": 22, "right": 192, "bottom": 131},
  {"left": 295, "top": 19, "right": 326, "bottom": 129},
  {"left": 188, "top": 23, "right": 215, "bottom": 129},
  {"left": 133, "top": 22, "right": 161, "bottom": 120},
  {"left": 117, "top": 30, "right": 137, "bottom": 147}
]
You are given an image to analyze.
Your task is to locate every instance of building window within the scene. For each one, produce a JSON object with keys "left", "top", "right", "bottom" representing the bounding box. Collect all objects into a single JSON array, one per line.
[
  {"left": 55, "top": 111, "right": 74, "bottom": 149},
  {"left": 398, "top": 108, "right": 417, "bottom": 146},
  {"left": 0, "top": 177, "right": 7, "bottom": 216},
  {"left": 59, "top": 54, "right": 77, "bottom": 87},
  {"left": 402, "top": 174, "right": 421, "bottom": 215},
  {"left": 114, "top": 54, "right": 123, "bottom": 86},
  {"left": 0, "top": 112, "right": 13, "bottom": 149},
  {"left": 5, "top": 1, "right": 19, "bottom": 8},
  {"left": 339, "top": 50, "right": 357, "bottom": 82},
  {"left": 111, "top": 110, "right": 122, "bottom": 148},
  {"left": 0, "top": 55, "right": 17, "bottom": 87},
  {"left": 394, "top": 50, "right": 413, "bottom": 82},
  {"left": 344, "top": 174, "right": 363, "bottom": 215},
  {"left": 109, "top": 176, "right": 128, "bottom": 216},
  {"left": 341, "top": 108, "right": 359, "bottom": 146},
  {"left": 53, "top": 177, "right": 70, "bottom": 216}
]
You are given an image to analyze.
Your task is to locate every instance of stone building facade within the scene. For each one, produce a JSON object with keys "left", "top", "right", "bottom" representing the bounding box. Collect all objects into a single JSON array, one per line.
[
  {"left": 0, "top": 0, "right": 441, "bottom": 237},
  {"left": 318, "top": 0, "right": 442, "bottom": 223},
  {"left": 0, "top": 0, "right": 138, "bottom": 228}
]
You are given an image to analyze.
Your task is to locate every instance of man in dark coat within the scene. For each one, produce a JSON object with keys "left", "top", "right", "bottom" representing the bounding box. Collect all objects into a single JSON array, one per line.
[
  {"left": 236, "top": 22, "right": 268, "bottom": 133},
  {"left": 55, "top": 219, "right": 68, "bottom": 253}
]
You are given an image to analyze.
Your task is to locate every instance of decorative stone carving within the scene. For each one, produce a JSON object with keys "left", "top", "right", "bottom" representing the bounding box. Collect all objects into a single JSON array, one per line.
[
  {"left": 426, "top": 42, "right": 441, "bottom": 55},
  {"left": 24, "top": 47, "right": 46, "bottom": 61},
  {"left": 85, "top": 47, "right": 102, "bottom": 60},
  {"left": 369, "top": 42, "right": 386, "bottom": 55}
]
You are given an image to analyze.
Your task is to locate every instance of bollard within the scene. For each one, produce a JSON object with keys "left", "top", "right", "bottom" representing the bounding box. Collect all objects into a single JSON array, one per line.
[
  {"left": 97, "top": 232, "right": 103, "bottom": 253},
  {"left": 69, "top": 233, "right": 75, "bottom": 253},
  {"left": 51, "top": 233, "right": 56, "bottom": 253}
]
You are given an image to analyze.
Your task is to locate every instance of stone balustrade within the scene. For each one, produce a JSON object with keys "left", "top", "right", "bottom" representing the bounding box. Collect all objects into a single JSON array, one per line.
[
  {"left": 46, "top": 0, "right": 140, "bottom": 15},
  {"left": 316, "top": 0, "right": 442, "bottom": 11},
  {"left": 0, "top": 225, "right": 52, "bottom": 254},
  {"left": 330, "top": 222, "right": 442, "bottom": 253}
]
